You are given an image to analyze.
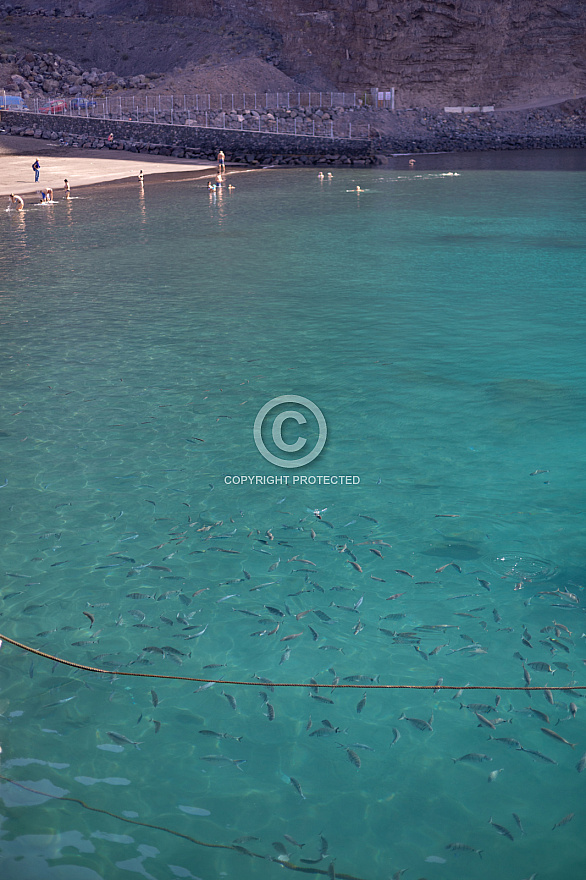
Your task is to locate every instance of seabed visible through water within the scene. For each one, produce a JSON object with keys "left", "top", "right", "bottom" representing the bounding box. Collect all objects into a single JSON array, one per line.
[{"left": 1, "top": 152, "right": 585, "bottom": 880}]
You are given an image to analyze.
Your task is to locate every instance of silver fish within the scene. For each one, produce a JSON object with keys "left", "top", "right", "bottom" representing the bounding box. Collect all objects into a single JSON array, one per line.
[
  {"left": 489, "top": 818, "right": 514, "bottom": 841},
  {"left": 310, "top": 727, "right": 338, "bottom": 738},
  {"left": 194, "top": 681, "right": 216, "bottom": 693},
  {"left": 343, "top": 674, "right": 379, "bottom": 683},
  {"left": 284, "top": 834, "right": 304, "bottom": 849},
  {"left": 553, "top": 813, "right": 574, "bottom": 830},
  {"left": 198, "top": 730, "right": 242, "bottom": 742},
  {"left": 528, "top": 661, "right": 554, "bottom": 673},
  {"left": 398, "top": 712, "right": 433, "bottom": 732},
  {"left": 107, "top": 731, "right": 142, "bottom": 750},
  {"left": 488, "top": 736, "right": 523, "bottom": 749},
  {"left": 200, "top": 755, "right": 246, "bottom": 770},
  {"left": 221, "top": 690, "right": 237, "bottom": 711},
  {"left": 541, "top": 727, "right": 576, "bottom": 748},
  {"left": 453, "top": 753, "right": 492, "bottom": 764},
  {"left": 520, "top": 747, "right": 557, "bottom": 764},
  {"left": 342, "top": 747, "right": 361, "bottom": 769},
  {"left": 445, "top": 843, "right": 482, "bottom": 858},
  {"left": 290, "top": 776, "right": 306, "bottom": 799}
]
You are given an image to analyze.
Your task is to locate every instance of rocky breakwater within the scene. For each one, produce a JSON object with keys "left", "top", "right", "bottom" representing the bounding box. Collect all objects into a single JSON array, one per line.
[
  {"left": 372, "top": 102, "right": 586, "bottom": 153},
  {"left": 1, "top": 49, "right": 161, "bottom": 100}
]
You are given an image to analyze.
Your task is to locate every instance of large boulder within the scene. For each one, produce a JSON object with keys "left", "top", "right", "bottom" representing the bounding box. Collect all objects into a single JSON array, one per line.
[{"left": 11, "top": 74, "right": 28, "bottom": 91}]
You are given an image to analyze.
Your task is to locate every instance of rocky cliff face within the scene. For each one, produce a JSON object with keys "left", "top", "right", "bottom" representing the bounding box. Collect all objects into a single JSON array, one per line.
[
  {"left": 145, "top": 0, "right": 586, "bottom": 105},
  {"left": 4, "top": 0, "right": 586, "bottom": 105}
]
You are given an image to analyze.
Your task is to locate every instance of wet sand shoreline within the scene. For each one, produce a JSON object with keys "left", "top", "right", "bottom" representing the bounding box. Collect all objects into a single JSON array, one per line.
[{"left": 0, "top": 134, "right": 218, "bottom": 200}]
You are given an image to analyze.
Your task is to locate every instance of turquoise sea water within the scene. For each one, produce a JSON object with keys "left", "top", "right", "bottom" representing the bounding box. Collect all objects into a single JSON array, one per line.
[{"left": 1, "top": 154, "right": 585, "bottom": 880}]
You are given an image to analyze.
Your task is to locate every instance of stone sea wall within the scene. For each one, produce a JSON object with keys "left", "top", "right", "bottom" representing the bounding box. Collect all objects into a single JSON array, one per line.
[
  {"left": 2, "top": 110, "right": 375, "bottom": 164},
  {"left": 5, "top": 104, "right": 586, "bottom": 161}
]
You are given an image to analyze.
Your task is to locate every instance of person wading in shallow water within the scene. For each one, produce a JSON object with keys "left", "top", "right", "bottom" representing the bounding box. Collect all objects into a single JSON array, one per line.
[
  {"left": 217, "top": 149, "right": 225, "bottom": 173},
  {"left": 9, "top": 193, "right": 24, "bottom": 211}
]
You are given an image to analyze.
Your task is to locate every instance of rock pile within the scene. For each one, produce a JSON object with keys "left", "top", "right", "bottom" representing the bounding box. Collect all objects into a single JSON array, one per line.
[
  {"left": 195, "top": 104, "right": 352, "bottom": 128},
  {"left": 0, "top": 3, "right": 91, "bottom": 18},
  {"left": 138, "top": 104, "right": 367, "bottom": 137},
  {"left": 3, "top": 49, "right": 160, "bottom": 99}
]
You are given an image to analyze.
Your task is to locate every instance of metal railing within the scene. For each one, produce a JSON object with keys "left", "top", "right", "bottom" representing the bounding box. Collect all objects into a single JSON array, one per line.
[{"left": 21, "top": 92, "right": 373, "bottom": 139}]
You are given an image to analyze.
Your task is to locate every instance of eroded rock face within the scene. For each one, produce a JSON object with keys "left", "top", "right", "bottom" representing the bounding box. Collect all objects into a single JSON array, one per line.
[
  {"left": 144, "top": 0, "right": 586, "bottom": 104},
  {"left": 2, "top": 0, "right": 586, "bottom": 104}
]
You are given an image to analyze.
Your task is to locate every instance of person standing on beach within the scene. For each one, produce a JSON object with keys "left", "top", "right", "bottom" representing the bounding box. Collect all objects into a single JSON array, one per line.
[
  {"left": 64, "top": 179, "right": 71, "bottom": 199},
  {"left": 32, "top": 159, "right": 40, "bottom": 182},
  {"left": 217, "top": 149, "right": 225, "bottom": 173}
]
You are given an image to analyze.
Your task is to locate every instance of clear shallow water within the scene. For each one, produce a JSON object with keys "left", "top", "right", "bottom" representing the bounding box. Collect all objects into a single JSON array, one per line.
[{"left": 1, "top": 155, "right": 585, "bottom": 880}]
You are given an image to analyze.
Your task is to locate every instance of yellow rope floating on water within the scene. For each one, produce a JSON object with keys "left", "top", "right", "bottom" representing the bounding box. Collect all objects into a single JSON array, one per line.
[{"left": 1, "top": 632, "right": 584, "bottom": 691}]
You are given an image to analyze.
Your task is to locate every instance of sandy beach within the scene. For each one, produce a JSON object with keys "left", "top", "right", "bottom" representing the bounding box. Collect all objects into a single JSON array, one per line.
[{"left": 0, "top": 134, "right": 216, "bottom": 200}]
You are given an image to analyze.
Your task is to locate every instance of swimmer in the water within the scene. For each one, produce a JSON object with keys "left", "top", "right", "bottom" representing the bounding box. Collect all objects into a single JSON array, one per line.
[
  {"left": 9, "top": 193, "right": 24, "bottom": 211},
  {"left": 356, "top": 186, "right": 363, "bottom": 192},
  {"left": 409, "top": 158, "right": 416, "bottom": 167},
  {"left": 318, "top": 172, "right": 324, "bottom": 179},
  {"left": 327, "top": 172, "right": 333, "bottom": 178},
  {"left": 64, "top": 179, "right": 71, "bottom": 199},
  {"left": 215, "top": 172, "right": 223, "bottom": 187},
  {"left": 208, "top": 180, "right": 215, "bottom": 190}
]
